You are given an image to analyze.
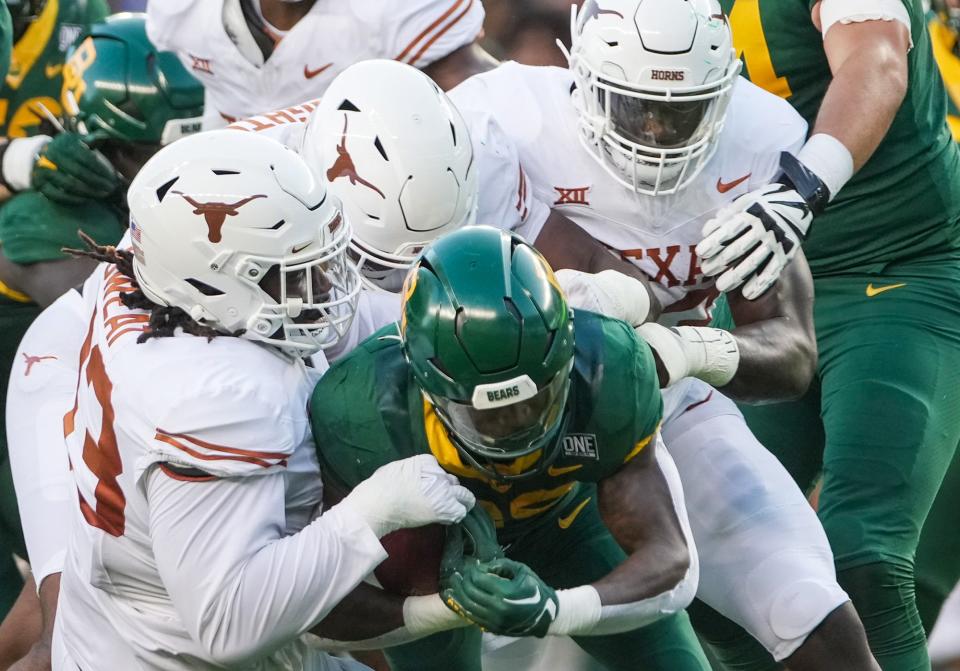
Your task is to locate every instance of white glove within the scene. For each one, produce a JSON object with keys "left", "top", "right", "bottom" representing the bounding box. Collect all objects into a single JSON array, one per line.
[
  {"left": 635, "top": 323, "right": 740, "bottom": 388},
  {"left": 340, "top": 454, "right": 476, "bottom": 538},
  {"left": 556, "top": 268, "right": 653, "bottom": 326},
  {"left": 696, "top": 183, "right": 811, "bottom": 300},
  {"left": 1, "top": 135, "right": 51, "bottom": 191}
]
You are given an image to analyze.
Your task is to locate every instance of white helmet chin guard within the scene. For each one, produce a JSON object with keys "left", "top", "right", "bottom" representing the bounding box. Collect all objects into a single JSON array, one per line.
[
  {"left": 301, "top": 59, "right": 478, "bottom": 292},
  {"left": 567, "top": 0, "right": 741, "bottom": 196},
  {"left": 127, "top": 130, "right": 361, "bottom": 358}
]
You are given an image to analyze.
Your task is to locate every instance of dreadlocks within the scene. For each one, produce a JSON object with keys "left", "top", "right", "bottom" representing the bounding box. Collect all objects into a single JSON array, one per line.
[{"left": 65, "top": 231, "right": 225, "bottom": 343}]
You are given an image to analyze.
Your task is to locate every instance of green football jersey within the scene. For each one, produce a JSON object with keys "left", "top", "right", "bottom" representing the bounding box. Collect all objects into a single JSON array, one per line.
[
  {"left": 0, "top": 189, "right": 123, "bottom": 265},
  {"left": 719, "top": 0, "right": 960, "bottom": 274},
  {"left": 310, "top": 310, "right": 663, "bottom": 543},
  {"left": 1, "top": 0, "right": 108, "bottom": 137}
]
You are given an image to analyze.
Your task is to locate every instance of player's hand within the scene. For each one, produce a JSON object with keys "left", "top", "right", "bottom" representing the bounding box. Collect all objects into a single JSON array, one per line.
[
  {"left": 635, "top": 323, "right": 740, "bottom": 388},
  {"left": 696, "top": 183, "right": 811, "bottom": 300},
  {"left": 442, "top": 557, "right": 558, "bottom": 637},
  {"left": 31, "top": 133, "right": 120, "bottom": 205},
  {"left": 556, "top": 268, "right": 654, "bottom": 326},
  {"left": 342, "top": 454, "right": 476, "bottom": 538},
  {"left": 440, "top": 505, "right": 503, "bottom": 607}
]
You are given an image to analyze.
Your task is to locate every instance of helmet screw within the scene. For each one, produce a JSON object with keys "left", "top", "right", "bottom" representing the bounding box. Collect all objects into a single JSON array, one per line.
[
  {"left": 255, "top": 321, "right": 271, "bottom": 334},
  {"left": 248, "top": 268, "right": 259, "bottom": 277},
  {"left": 210, "top": 262, "right": 219, "bottom": 271}
]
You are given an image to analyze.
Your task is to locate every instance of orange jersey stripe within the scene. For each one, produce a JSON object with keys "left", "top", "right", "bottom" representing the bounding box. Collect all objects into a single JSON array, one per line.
[
  {"left": 154, "top": 433, "right": 283, "bottom": 469},
  {"left": 155, "top": 429, "right": 290, "bottom": 463},
  {"left": 396, "top": 0, "right": 465, "bottom": 63},
  {"left": 406, "top": 0, "right": 474, "bottom": 67}
]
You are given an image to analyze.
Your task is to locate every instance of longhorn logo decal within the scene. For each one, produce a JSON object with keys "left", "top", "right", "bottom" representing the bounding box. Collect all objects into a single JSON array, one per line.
[
  {"left": 175, "top": 192, "right": 267, "bottom": 243},
  {"left": 326, "top": 114, "right": 385, "bottom": 198}
]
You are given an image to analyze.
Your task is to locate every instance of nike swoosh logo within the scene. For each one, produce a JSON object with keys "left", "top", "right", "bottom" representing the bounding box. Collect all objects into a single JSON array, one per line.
[
  {"left": 558, "top": 497, "right": 591, "bottom": 530},
  {"left": 304, "top": 63, "right": 333, "bottom": 79},
  {"left": 547, "top": 464, "right": 583, "bottom": 477},
  {"left": 504, "top": 585, "right": 541, "bottom": 606},
  {"left": 865, "top": 282, "right": 906, "bottom": 297},
  {"left": 291, "top": 243, "right": 311, "bottom": 253},
  {"left": 45, "top": 64, "right": 62, "bottom": 78},
  {"left": 716, "top": 173, "right": 751, "bottom": 193}
]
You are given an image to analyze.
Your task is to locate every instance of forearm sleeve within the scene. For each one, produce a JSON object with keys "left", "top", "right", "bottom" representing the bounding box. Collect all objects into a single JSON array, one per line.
[{"left": 147, "top": 466, "right": 387, "bottom": 666}]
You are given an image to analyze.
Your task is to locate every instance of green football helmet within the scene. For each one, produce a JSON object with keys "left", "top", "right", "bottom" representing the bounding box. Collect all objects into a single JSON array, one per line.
[
  {"left": 401, "top": 226, "right": 575, "bottom": 481},
  {"left": 0, "top": 3, "right": 11, "bottom": 83},
  {"left": 60, "top": 13, "right": 204, "bottom": 148}
]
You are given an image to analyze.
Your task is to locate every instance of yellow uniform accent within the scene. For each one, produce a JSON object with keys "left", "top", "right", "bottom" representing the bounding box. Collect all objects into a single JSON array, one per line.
[
  {"left": 547, "top": 463, "right": 583, "bottom": 477},
  {"left": 558, "top": 497, "right": 592, "bottom": 530},
  {"left": 35, "top": 155, "right": 57, "bottom": 171},
  {"left": 623, "top": 426, "right": 659, "bottom": 464},
  {"left": 865, "top": 282, "right": 907, "bottom": 297},
  {"left": 61, "top": 37, "right": 97, "bottom": 112},
  {"left": 0, "top": 278, "right": 31, "bottom": 303},
  {"left": 728, "top": 0, "right": 792, "bottom": 99},
  {"left": 930, "top": 19, "right": 960, "bottom": 142},
  {"left": 44, "top": 63, "right": 62, "bottom": 79},
  {"left": 6, "top": 0, "right": 59, "bottom": 90},
  {"left": 510, "top": 483, "right": 576, "bottom": 520}
]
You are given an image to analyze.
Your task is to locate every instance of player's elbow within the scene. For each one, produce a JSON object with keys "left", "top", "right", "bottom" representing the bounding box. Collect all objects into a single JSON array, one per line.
[
  {"left": 782, "top": 329, "right": 818, "bottom": 400},
  {"left": 877, "top": 49, "right": 908, "bottom": 108}
]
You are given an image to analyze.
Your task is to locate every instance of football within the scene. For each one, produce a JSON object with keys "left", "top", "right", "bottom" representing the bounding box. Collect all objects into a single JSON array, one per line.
[{"left": 373, "top": 524, "right": 446, "bottom": 596}]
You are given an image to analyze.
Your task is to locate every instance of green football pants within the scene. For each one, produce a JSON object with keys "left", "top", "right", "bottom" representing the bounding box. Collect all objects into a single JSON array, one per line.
[
  {"left": 737, "top": 267, "right": 960, "bottom": 671},
  {"left": 385, "top": 487, "right": 711, "bottom": 671}
]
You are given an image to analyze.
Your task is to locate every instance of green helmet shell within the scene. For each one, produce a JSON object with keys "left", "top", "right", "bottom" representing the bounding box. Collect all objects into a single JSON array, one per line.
[
  {"left": 61, "top": 13, "right": 203, "bottom": 145},
  {"left": 401, "top": 226, "right": 575, "bottom": 480},
  {"left": 0, "top": 2, "right": 11, "bottom": 82}
]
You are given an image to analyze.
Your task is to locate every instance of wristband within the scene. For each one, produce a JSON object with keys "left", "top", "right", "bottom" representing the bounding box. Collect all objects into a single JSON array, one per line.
[
  {"left": 403, "top": 593, "right": 469, "bottom": 635},
  {"left": 674, "top": 326, "right": 740, "bottom": 388},
  {"left": 1, "top": 135, "right": 51, "bottom": 192},
  {"left": 794, "top": 134, "right": 854, "bottom": 204},
  {"left": 547, "top": 585, "right": 602, "bottom": 636}
]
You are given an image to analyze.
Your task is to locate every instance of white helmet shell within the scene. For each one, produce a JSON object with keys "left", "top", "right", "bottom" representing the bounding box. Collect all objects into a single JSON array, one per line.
[
  {"left": 127, "top": 130, "right": 360, "bottom": 358},
  {"left": 301, "top": 59, "right": 477, "bottom": 291},
  {"left": 568, "top": 0, "right": 741, "bottom": 196}
]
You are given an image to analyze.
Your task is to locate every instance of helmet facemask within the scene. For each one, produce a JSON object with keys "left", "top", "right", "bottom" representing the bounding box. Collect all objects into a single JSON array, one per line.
[
  {"left": 245, "top": 216, "right": 362, "bottom": 354},
  {"left": 566, "top": 0, "right": 741, "bottom": 196},
  {"left": 428, "top": 360, "right": 574, "bottom": 481}
]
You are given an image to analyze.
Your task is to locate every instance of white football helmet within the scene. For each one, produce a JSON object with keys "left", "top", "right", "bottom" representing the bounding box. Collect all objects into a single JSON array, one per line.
[
  {"left": 567, "top": 0, "right": 741, "bottom": 196},
  {"left": 127, "top": 130, "right": 360, "bottom": 358},
  {"left": 301, "top": 59, "right": 477, "bottom": 292}
]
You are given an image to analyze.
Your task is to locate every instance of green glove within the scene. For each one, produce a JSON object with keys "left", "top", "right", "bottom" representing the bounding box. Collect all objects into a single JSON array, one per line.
[
  {"left": 442, "top": 557, "right": 558, "bottom": 637},
  {"left": 440, "top": 504, "right": 502, "bottom": 581},
  {"left": 31, "top": 133, "right": 120, "bottom": 205}
]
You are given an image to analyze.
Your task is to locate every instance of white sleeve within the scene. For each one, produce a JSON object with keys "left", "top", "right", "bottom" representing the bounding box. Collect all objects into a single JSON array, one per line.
[
  {"left": 384, "top": 0, "right": 486, "bottom": 68},
  {"left": 734, "top": 82, "right": 809, "bottom": 189},
  {"left": 201, "top": 88, "right": 229, "bottom": 131},
  {"left": 146, "top": 465, "right": 387, "bottom": 666},
  {"left": 145, "top": 0, "right": 195, "bottom": 54},
  {"left": 6, "top": 290, "right": 86, "bottom": 588},
  {"left": 225, "top": 101, "right": 319, "bottom": 148},
  {"left": 134, "top": 358, "right": 309, "bottom": 480},
  {"left": 461, "top": 108, "right": 550, "bottom": 241}
]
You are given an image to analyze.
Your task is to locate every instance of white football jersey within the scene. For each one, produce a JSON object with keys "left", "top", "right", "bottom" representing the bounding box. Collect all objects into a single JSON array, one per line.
[
  {"left": 449, "top": 63, "right": 808, "bottom": 326},
  {"left": 56, "top": 265, "right": 386, "bottom": 670},
  {"left": 147, "top": 0, "right": 485, "bottom": 128}
]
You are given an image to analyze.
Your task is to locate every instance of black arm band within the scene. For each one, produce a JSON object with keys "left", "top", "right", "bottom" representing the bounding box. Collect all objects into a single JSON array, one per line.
[{"left": 779, "top": 151, "right": 830, "bottom": 216}]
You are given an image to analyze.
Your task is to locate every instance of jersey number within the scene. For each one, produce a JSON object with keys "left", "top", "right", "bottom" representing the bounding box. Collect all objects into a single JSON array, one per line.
[
  {"left": 66, "top": 322, "right": 126, "bottom": 537},
  {"left": 728, "top": 0, "right": 792, "bottom": 99}
]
